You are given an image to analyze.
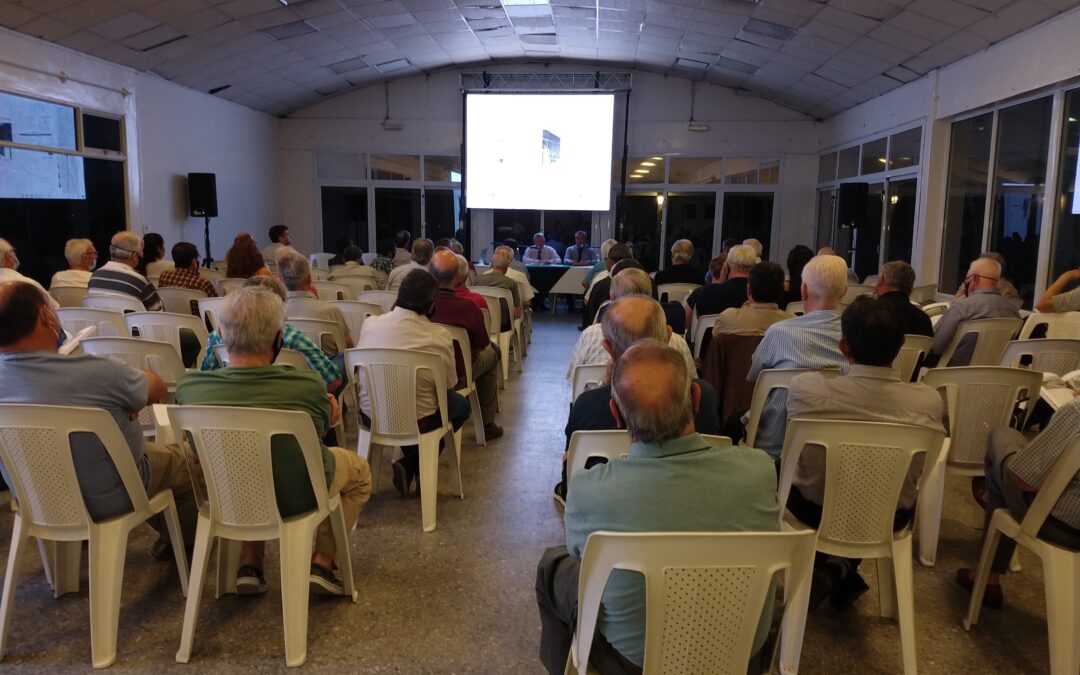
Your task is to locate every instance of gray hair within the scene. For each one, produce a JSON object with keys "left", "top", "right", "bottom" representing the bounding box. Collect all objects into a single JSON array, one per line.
[
  {"left": 610, "top": 268, "right": 652, "bottom": 299},
  {"left": 726, "top": 244, "right": 759, "bottom": 273},
  {"left": 803, "top": 254, "right": 848, "bottom": 303},
  {"left": 243, "top": 274, "right": 287, "bottom": 300},
  {"left": 742, "top": 238, "right": 763, "bottom": 257},
  {"left": 455, "top": 254, "right": 469, "bottom": 281},
  {"left": 64, "top": 238, "right": 94, "bottom": 266},
  {"left": 611, "top": 339, "right": 692, "bottom": 443},
  {"left": 600, "top": 295, "right": 668, "bottom": 359},
  {"left": 109, "top": 231, "right": 142, "bottom": 262},
  {"left": 491, "top": 248, "right": 512, "bottom": 270},
  {"left": 277, "top": 252, "right": 310, "bottom": 291},
  {"left": 218, "top": 287, "right": 285, "bottom": 357},
  {"left": 600, "top": 239, "right": 617, "bottom": 259},
  {"left": 880, "top": 261, "right": 915, "bottom": 295},
  {"left": 412, "top": 239, "right": 434, "bottom": 265},
  {"left": 670, "top": 239, "right": 693, "bottom": 263}
]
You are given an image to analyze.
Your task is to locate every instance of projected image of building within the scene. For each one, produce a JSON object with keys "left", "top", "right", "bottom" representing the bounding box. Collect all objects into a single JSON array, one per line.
[{"left": 541, "top": 129, "right": 560, "bottom": 165}]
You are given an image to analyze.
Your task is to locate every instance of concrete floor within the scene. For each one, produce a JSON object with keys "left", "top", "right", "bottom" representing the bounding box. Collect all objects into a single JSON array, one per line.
[{"left": 0, "top": 312, "right": 1056, "bottom": 673}]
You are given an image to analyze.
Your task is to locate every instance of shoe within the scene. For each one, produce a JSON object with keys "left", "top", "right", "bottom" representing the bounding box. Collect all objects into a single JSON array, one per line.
[
  {"left": 956, "top": 568, "right": 1003, "bottom": 609},
  {"left": 392, "top": 460, "right": 409, "bottom": 498},
  {"left": 809, "top": 564, "right": 843, "bottom": 610},
  {"left": 553, "top": 481, "right": 566, "bottom": 507},
  {"left": 483, "top": 423, "right": 504, "bottom": 440},
  {"left": 309, "top": 563, "right": 344, "bottom": 596},
  {"left": 150, "top": 538, "right": 194, "bottom": 563},
  {"left": 235, "top": 565, "right": 268, "bottom": 596},
  {"left": 831, "top": 571, "right": 870, "bottom": 609}
]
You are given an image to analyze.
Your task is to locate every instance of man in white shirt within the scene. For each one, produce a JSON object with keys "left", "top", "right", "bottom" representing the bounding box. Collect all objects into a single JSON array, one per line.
[
  {"left": 523, "top": 233, "right": 560, "bottom": 265},
  {"left": 50, "top": 238, "right": 97, "bottom": 289},
  {"left": 87, "top": 231, "right": 162, "bottom": 311},
  {"left": 0, "top": 238, "right": 59, "bottom": 308},
  {"left": 330, "top": 246, "right": 378, "bottom": 280},
  {"left": 497, "top": 245, "right": 535, "bottom": 308},
  {"left": 261, "top": 224, "right": 291, "bottom": 263},
  {"left": 392, "top": 230, "right": 413, "bottom": 267},
  {"left": 355, "top": 270, "right": 471, "bottom": 496},
  {"left": 386, "top": 238, "right": 434, "bottom": 292}
]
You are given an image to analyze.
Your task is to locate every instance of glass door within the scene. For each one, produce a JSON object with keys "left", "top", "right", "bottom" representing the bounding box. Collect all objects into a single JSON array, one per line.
[
  {"left": 621, "top": 192, "right": 665, "bottom": 273},
  {"left": 721, "top": 192, "right": 774, "bottom": 259},
  {"left": 664, "top": 192, "right": 716, "bottom": 270},
  {"left": 320, "top": 186, "right": 369, "bottom": 258},
  {"left": 883, "top": 178, "right": 918, "bottom": 264},
  {"left": 815, "top": 188, "right": 835, "bottom": 251},
  {"left": 852, "top": 182, "right": 884, "bottom": 282}
]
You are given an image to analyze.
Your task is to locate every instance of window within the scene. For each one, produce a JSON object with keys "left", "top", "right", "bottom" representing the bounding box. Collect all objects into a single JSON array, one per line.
[
  {"left": 669, "top": 157, "right": 722, "bottom": 184},
  {"left": 725, "top": 157, "right": 780, "bottom": 184},
  {"left": 837, "top": 146, "right": 860, "bottom": 179},
  {"left": 424, "top": 156, "right": 461, "bottom": 182},
  {"left": 722, "top": 192, "right": 774, "bottom": 259},
  {"left": 818, "top": 153, "right": 837, "bottom": 182},
  {"left": 425, "top": 188, "right": 460, "bottom": 244},
  {"left": 664, "top": 193, "right": 715, "bottom": 269},
  {"left": 320, "top": 187, "right": 368, "bottom": 257},
  {"left": 889, "top": 128, "right": 921, "bottom": 170},
  {"left": 543, "top": 210, "right": 592, "bottom": 255},
  {"left": 0, "top": 92, "right": 77, "bottom": 151},
  {"left": 372, "top": 154, "right": 421, "bottom": 181},
  {"left": 622, "top": 193, "right": 664, "bottom": 273},
  {"left": 860, "top": 138, "right": 888, "bottom": 175},
  {"left": 1051, "top": 89, "right": 1080, "bottom": 280},
  {"left": 493, "top": 209, "right": 539, "bottom": 254},
  {"left": 82, "top": 114, "right": 123, "bottom": 153},
  {"left": 940, "top": 113, "right": 994, "bottom": 294},
  {"left": 620, "top": 156, "right": 665, "bottom": 184},
  {"left": 373, "top": 188, "right": 421, "bottom": 243},
  {"left": 317, "top": 152, "right": 366, "bottom": 180}
]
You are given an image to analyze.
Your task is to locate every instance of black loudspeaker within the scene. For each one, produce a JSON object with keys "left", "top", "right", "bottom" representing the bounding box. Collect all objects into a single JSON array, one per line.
[
  {"left": 187, "top": 173, "right": 218, "bottom": 218},
  {"left": 837, "top": 182, "right": 868, "bottom": 229}
]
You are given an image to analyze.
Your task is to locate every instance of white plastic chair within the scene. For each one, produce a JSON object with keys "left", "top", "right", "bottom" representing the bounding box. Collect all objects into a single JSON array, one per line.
[
  {"left": 197, "top": 267, "right": 224, "bottom": 284},
  {"left": 289, "top": 317, "right": 348, "bottom": 357},
  {"left": 1000, "top": 338, "right": 1080, "bottom": 376},
  {"left": 911, "top": 284, "right": 939, "bottom": 304},
  {"left": 361, "top": 253, "right": 377, "bottom": 265},
  {"left": 309, "top": 268, "right": 330, "bottom": 282},
  {"left": 656, "top": 282, "right": 700, "bottom": 305},
  {"left": 862, "top": 274, "right": 879, "bottom": 286},
  {"left": 745, "top": 368, "right": 840, "bottom": 448},
  {"left": 217, "top": 278, "right": 246, "bottom": 295},
  {"left": 124, "top": 311, "right": 209, "bottom": 364},
  {"left": 331, "top": 300, "right": 382, "bottom": 342},
  {"left": 473, "top": 288, "right": 517, "bottom": 381},
  {"left": 1018, "top": 311, "right": 1080, "bottom": 340},
  {"left": 917, "top": 366, "right": 1043, "bottom": 567},
  {"left": 83, "top": 294, "right": 144, "bottom": 313},
  {"left": 691, "top": 313, "right": 723, "bottom": 360},
  {"left": 570, "top": 364, "right": 608, "bottom": 402},
  {"left": 344, "top": 347, "right": 464, "bottom": 533},
  {"left": 49, "top": 286, "right": 88, "bottom": 307},
  {"left": 155, "top": 287, "right": 207, "bottom": 316},
  {"left": 937, "top": 317, "right": 1023, "bottom": 367},
  {"left": 312, "top": 280, "right": 355, "bottom": 301},
  {"left": 776, "top": 419, "right": 946, "bottom": 675},
  {"left": 474, "top": 285, "right": 525, "bottom": 365},
  {"left": 196, "top": 296, "right": 229, "bottom": 333},
  {"left": 309, "top": 252, "right": 334, "bottom": 270},
  {"left": 786, "top": 301, "right": 805, "bottom": 316},
  {"left": 0, "top": 404, "right": 189, "bottom": 668},
  {"left": 167, "top": 406, "right": 357, "bottom": 667},
  {"left": 921, "top": 301, "right": 950, "bottom": 318},
  {"left": 329, "top": 275, "right": 378, "bottom": 295},
  {"left": 210, "top": 260, "right": 228, "bottom": 273},
  {"left": 568, "top": 530, "right": 815, "bottom": 675},
  {"left": 841, "top": 284, "right": 876, "bottom": 304},
  {"left": 57, "top": 307, "right": 127, "bottom": 338},
  {"left": 895, "top": 334, "right": 933, "bottom": 382},
  {"left": 442, "top": 324, "right": 487, "bottom": 446},
  {"left": 963, "top": 436, "right": 1080, "bottom": 674},
  {"left": 356, "top": 290, "right": 397, "bottom": 313}
]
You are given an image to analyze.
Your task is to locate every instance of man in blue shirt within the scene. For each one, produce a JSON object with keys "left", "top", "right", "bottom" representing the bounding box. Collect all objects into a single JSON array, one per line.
[
  {"left": 563, "top": 230, "right": 598, "bottom": 266},
  {"left": 536, "top": 339, "right": 779, "bottom": 674}
]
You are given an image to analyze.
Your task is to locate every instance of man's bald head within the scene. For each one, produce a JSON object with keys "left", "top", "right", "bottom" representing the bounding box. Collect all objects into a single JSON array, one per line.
[
  {"left": 411, "top": 238, "right": 434, "bottom": 265},
  {"left": 966, "top": 256, "right": 1001, "bottom": 292},
  {"left": 611, "top": 339, "right": 693, "bottom": 443},
  {"left": 429, "top": 249, "right": 459, "bottom": 288},
  {"left": 601, "top": 295, "right": 668, "bottom": 359}
]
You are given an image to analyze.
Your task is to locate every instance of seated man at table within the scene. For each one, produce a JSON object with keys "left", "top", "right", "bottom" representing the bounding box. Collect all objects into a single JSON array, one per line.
[
  {"left": 537, "top": 339, "right": 779, "bottom": 675},
  {"left": 473, "top": 248, "right": 523, "bottom": 332},
  {"left": 524, "top": 232, "right": 560, "bottom": 265},
  {"left": 563, "top": 230, "right": 598, "bottom": 266},
  {"left": 177, "top": 286, "right": 371, "bottom": 596}
]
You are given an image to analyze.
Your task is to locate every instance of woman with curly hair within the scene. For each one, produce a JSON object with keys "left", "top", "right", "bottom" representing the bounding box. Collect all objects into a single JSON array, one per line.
[{"left": 225, "top": 233, "right": 271, "bottom": 278}]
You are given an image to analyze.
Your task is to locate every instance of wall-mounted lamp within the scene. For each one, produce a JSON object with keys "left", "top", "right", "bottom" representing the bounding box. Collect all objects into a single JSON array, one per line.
[
  {"left": 656, "top": 195, "right": 665, "bottom": 206},
  {"left": 889, "top": 195, "right": 899, "bottom": 206}
]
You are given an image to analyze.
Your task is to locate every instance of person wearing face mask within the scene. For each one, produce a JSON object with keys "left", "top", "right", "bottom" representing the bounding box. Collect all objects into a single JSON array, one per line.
[
  {"left": 88, "top": 231, "right": 163, "bottom": 311},
  {"left": 927, "top": 256, "right": 1021, "bottom": 367},
  {"left": 0, "top": 281, "right": 199, "bottom": 557},
  {"left": 0, "top": 238, "right": 59, "bottom": 308},
  {"left": 49, "top": 238, "right": 98, "bottom": 289}
]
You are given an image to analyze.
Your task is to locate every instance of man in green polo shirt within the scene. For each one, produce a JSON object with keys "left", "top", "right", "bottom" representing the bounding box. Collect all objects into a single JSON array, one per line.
[{"left": 176, "top": 287, "right": 371, "bottom": 596}]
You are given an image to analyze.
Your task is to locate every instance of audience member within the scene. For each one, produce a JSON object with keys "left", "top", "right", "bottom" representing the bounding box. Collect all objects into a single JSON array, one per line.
[
  {"left": 0, "top": 238, "right": 59, "bottom": 308},
  {"left": 473, "top": 248, "right": 523, "bottom": 332},
  {"left": 157, "top": 242, "right": 218, "bottom": 299},
  {"left": 787, "top": 297, "right": 945, "bottom": 608},
  {"left": 713, "top": 261, "right": 793, "bottom": 336},
  {"left": 957, "top": 396, "right": 1080, "bottom": 608},
  {"left": 745, "top": 254, "right": 848, "bottom": 458},
  {"left": 371, "top": 238, "right": 396, "bottom": 277},
  {"left": 177, "top": 286, "right": 371, "bottom": 596},
  {"left": 523, "top": 232, "right": 560, "bottom": 265},
  {"left": 538, "top": 339, "right": 779, "bottom": 674},
  {"left": 743, "top": 237, "right": 764, "bottom": 259},
  {"left": 387, "top": 238, "right": 434, "bottom": 291},
  {"left": 453, "top": 254, "right": 488, "bottom": 311},
  {"left": 581, "top": 242, "right": 633, "bottom": 328},
  {"left": 783, "top": 245, "right": 814, "bottom": 309},
  {"left": 261, "top": 224, "right": 292, "bottom": 262},
  {"left": 392, "top": 230, "right": 413, "bottom": 267},
  {"left": 50, "top": 238, "right": 98, "bottom": 289},
  {"left": 875, "top": 261, "right": 932, "bottom": 337},
  {"left": 331, "top": 246, "right": 376, "bottom": 278},
  {"left": 498, "top": 245, "right": 535, "bottom": 309},
  {"left": 0, "top": 281, "right": 198, "bottom": 556},
  {"left": 278, "top": 251, "right": 354, "bottom": 358},
  {"left": 818, "top": 246, "right": 859, "bottom": 283},
  {"left": 653, "top": 239, "right": 704, "bottom": 286},
  {"left": 929, "top": 256, "right": 1020, "bottom": 367},
  {"left": 562, "top": 231, "right": 597, "bottom": 266},
  {"left": 954, "top": 252, "right": 1019, "bottom": 300},
  {"left": 686, "top": 244, "right": 759, "bottom": 318},
  {"left": 139, "top": 232, "right": 171, "bottom": 278},
  {"left": 429, "top": 250, "right": 503, "bottom": 440},
  {"left": 1035, "top": 264, "right": 1080, "bottom": 313},
  {"left": 226, "top": 233, "right": 271, "bottom": 279},
  {"left": 88, "top": 231, "right": 162, "bottom": 310},
  {"left": 582, "top": 238, "right": 617, "bottom": 292},
  {"left": 354, "top": 270, "right": 470, "bottom": 497}
]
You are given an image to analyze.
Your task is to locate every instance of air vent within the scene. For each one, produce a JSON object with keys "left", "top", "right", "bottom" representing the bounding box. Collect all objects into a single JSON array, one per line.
[
  {"left": 714, "top": 56, "right": 758, "bottom": 74},
  {"left": 262, "top": 20, "right": 318, "bottom": 40},
  {"left": 374, "top": 58, "right": 410, "bottom": 73},
  {"left": 519, "top": 33, "right": 557, "bottom": 45},
  {"left": 742, "top": 18, "right": 796, "bottom": 41},
  {"left": 675, "top": 57, "right": 709, "bottom": 70},
  {"left": 328, "top": 56, "right": 369, "bottom": 74}
]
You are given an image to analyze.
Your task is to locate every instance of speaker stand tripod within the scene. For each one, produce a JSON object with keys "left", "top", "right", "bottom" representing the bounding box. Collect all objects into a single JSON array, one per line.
[{"left": 201, "top": 215, "right": 213, "bottom": 268}]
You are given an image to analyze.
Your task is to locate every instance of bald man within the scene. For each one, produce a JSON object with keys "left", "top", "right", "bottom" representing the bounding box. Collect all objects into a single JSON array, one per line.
[
  {"left": 429, "top": 250, "right": 503, "bottom": 439},
  {"left": 929, "top": 256, "right": 1021, "bottom": 367},
  {"left": 817, "top": 246, "right": 859, "bottom": 284},
  {"left": 538, "top": 339, "right": 779, "bottom": 675}
]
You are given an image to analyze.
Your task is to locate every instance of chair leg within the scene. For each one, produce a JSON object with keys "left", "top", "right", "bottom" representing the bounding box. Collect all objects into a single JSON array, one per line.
[
  {"left": 328, "top": 502, "right": 358, "bottom": 603},
  {"left": 418, "top": 437, "right": 441, "bottom": 533},
  {"left": 449, "top": 428, "right": 464, "bottom": 499},
  {"left": 498, "top": 333, "right": 511, "bottom": 381},
  {"left": 36, "top": 539, "right": 53, "bottom": 591},
  {"left": 962, "top": 519, "right": 1003, "bottom": 630},
  {"left": 877, "top": 557, "right": 897, "bottom": 620},
  {"left": 176, "top": 518, "right": 213, "bottom": 663},
  {"left": 368, "top": 444, "right": 384, "bottom": 494},
  {"left": 890, "top": 537, "right": 918, "bottom": 675},
  {"left": 917, "top": 449, "right": 947, "bottom": 567},
  {"left": 87, "top": 522, "right": 130, "bottom": 669},
  {"left": 156, "top": 493, "right": 190, "bottom": 597},
  {"left": 1042, "top": 548, "right": 1080, "bottom": 675},
  {"left": 279, "top": 520, "right": 317, "bottom": 667},
  {"left": 469, "top": 390, "right": 486, "bottom": 447},
  {"left": 215, "top": 537, "right": 241, "bottom": 599},
  {"left": 48, "top": 540, "right": 83, "bottom": 598},
  {"left": 778, "top": 563, "right": 812, "bottom": 675},
  {"left": 0, "top": 516, "right": 29, "bottom": 661}
]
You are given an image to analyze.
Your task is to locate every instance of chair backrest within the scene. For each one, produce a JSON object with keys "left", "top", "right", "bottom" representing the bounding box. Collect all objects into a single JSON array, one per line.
[
  {"left": 999, "top": 338, "right": 1080, "bottom": 376},
  {"left": 210, "top": 260, "right": 228, "bottom": 273},
  {"left": 57, "top": 307, "right": 127, "bottom": 338},
  {"left": 197, "top": 296, "right": 230, "bottom": 332},
  {"left": 49, "top": 286, "right": 88, "bottom": 308},
  {"left": 745, "top": 368, "right": 840, "bottom": 447},
  {"left": 777, "top": 419, "right": 945, "bottom": 559},
  {"left": 166, "top": 405, "right": 331, "bottom": 537},
  {"left": 288, "top": 317, "right": 347, "bottom": 356},
  {"left": 329, "top": 275, "right": 378, "bottom": 294},
  {"left": 570, "top": 530, "right": 816, "bottom": 675},
  {"left": 197, "top": 267, "right": 225, "bottom": 283},
  {"left": 474, "top": 291, "right": 511, "bottom": 336},
  {"left": 841, "top": 284, "right": 875, "bottom": 305},
  {"left": 344, "top": 347, "right": 450, "bottom": 442},
  {"left": 213, "top": 343, "right": 309, "bottom": 371},
  {"left": 81, "top": 336, "right": 187, "bottom": 388},
  {"left": 567, "top": 430, "right": 631, "bottom": 480},
  {"left": 309, "top": 253, "right": 334, "bottom": 270},
  {"left": 218, "top": 278, "right": 246, "bottom": 295},
  {"left": 591, "top": 300, "right": 611, "bottom": 325},
  {"left": 571, "top": 364, "right": 608, "bottom": 401},
  {"left": 312, "top": 280, "right": 355, "bottom": 301},
  {"left": 691, "top": 313, "right": 724, "bottom": 360},
  {"left": 1018, "top": 311, "right": 1080, "bottom": 340},
  {"left": 786, "top": 301, "right": 804, "bottom": 316},
  {"left": 911, "top": 283, "right": 939, "bottom": 304},
  {"left": 331, "top": 300, "right": 382, "bottom": 340},
  {"left": 921, "top": 301, "right": 950, "bottom": 318},
  {"left": 480, "top": 307, "right": 495, "bottom": 337},
  {"left": 0, "top": 404, "right": 153, "bottom": 535},
  {"left": 356, "top": 290, "right": 397, "bottom": 313},
  {"left": 125, "top": 311, "right": 209, "bottom": 361},
  {"left": 472, "top": 286, "right": 515, "bottom": 325},
  {"left": 938, "top": 317, "right": 1023, "bottom": 367},
  {"left": 895, "top": 333, "right": 933, "bottom": 382},
  {"left": 361, "top": 252, "right": 377, "bottom": 265},
  {"left": 922, "top": 366, "right": 1042, "bottom": 470},
  {"left": 861, "top": 274, "right": 879, "bottom": 286},
  {"left": 656, "top": 283, "right": 700, "bottom": 304},
  {"left": 155, "top": 287, "right": 207, "bottom": 315},
  {"left": 441, "top": 324, "right": 475, "bottom": 391},
  {"left": 309, "top": 268, "right": 330, "bottom": 281},
  {"left": 1017, "top": 435, "right": 1080, "bottom": 539},
  {"left": 83, "top": 294, "right": 144, "bottom": 313}
]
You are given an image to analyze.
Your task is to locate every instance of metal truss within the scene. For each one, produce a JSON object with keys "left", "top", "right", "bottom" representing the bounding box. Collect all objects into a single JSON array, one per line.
[{"left": 460, "top": 72, "right": 632, "bottom": 93}]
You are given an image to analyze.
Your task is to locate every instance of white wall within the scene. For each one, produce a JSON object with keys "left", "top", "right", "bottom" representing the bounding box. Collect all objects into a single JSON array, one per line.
[{"left": 280, "top": 67, "right": 819, "bottom": 261}]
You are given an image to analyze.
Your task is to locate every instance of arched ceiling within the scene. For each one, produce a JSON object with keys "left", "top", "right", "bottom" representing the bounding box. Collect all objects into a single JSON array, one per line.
[{"left": 3, "top": 0, "right": 1077, "bottom": 119}]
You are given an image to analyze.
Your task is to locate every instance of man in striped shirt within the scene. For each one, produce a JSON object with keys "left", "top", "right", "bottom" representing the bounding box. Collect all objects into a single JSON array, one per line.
[
  {"left": 88, "top": 231, "right": 163, "bottom": 311},
  {"left": 745, "top": 254, "right": 848, "bottom": 460}
]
